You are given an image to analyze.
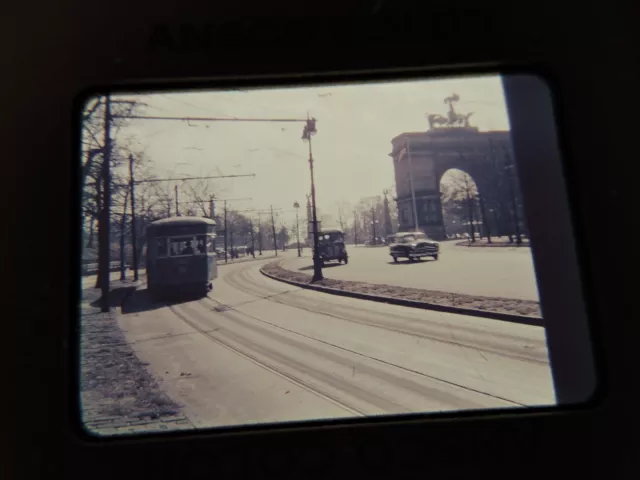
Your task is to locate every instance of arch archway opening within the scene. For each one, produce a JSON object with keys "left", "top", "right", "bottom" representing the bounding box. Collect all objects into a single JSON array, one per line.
[{"left": 439, "top": 168, "right": 486, "bottom": 243}]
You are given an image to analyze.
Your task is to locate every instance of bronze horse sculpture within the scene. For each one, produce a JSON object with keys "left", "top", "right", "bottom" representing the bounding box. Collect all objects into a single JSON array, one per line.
[{"left": 427, "top": 111, "right": 474, "bottom": 129}]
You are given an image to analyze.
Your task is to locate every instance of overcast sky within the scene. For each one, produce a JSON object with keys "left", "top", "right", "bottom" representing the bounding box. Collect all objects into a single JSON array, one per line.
[{"left": 111, "top": 74, "right": 510, "bottom": 226}]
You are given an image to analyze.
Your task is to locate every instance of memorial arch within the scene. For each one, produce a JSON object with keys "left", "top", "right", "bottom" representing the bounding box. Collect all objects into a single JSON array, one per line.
[{"left": 389, "top": 95, "right": 519, "bottom": 240}]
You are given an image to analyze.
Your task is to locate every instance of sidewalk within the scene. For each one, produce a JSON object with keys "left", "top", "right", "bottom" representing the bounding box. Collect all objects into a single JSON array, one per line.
[
  {"left": 455, "top": 236, "right": 530, "bottom": 247},
  {"left": 80, "top": 281, "right": 194, "bottom": 436}
]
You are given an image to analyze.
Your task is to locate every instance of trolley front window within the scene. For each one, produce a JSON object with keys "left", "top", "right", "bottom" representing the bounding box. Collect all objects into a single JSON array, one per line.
[
  {"left": 169, "top": 236, "right": 197, "bottom": 256},
  {"left": 163, "top": 234, "right": 216, "bottom": 257}
]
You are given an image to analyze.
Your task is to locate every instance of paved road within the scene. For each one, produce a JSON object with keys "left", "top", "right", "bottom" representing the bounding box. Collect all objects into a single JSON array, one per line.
[
  {"left": 117, "top": 257, "right": 554, "bottom": 431},
  {"left": 282, "top": 242, "right": 540, "bottom": 301}
]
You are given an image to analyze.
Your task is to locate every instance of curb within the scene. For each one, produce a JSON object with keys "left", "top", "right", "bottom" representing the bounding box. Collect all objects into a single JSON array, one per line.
[
  {"left": 454, "top": 241, "right": 531, "bottom": 248},
  {"left": 260, "top": 267, "right": 544, "bottom": 328}
]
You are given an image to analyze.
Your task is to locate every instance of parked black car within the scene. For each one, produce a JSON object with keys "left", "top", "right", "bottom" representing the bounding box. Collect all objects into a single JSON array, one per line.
[{"left": 389, "top": 232, "right": 439, "bottom": 262}]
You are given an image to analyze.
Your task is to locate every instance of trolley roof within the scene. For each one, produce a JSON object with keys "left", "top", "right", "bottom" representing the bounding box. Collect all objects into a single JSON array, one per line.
[{"left": 147, "top": 217, "right": 217, "bottom": 229}]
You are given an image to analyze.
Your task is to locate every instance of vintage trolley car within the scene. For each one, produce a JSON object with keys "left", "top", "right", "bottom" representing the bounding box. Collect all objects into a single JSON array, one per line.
[{"left": 145, "top": 217, "right": 218, "bottom": 299}]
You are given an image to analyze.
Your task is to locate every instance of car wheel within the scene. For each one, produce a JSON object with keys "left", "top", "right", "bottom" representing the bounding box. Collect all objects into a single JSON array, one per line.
[
  {"left": 392, "top": 256, "right": 398, "bottom": 263},
  {"left": 344, "top": 256, "right": 348, "bottom": 264},
  {"left": 433, "top": 254, "right": 439, "bottom": 260}
]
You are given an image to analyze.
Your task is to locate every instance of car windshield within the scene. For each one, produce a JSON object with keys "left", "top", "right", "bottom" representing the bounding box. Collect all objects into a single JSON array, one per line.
[
  {"left": 319, "top": 233, "right": 344, "bottom": 243},
  {"left": 395, "top": 234, "right": 427, "bottom": 244}
]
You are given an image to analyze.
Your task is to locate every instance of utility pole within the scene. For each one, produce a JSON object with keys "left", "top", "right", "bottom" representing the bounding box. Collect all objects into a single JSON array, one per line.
[
  {"left": 270, "top": 205, "right": 278, "bottom": 256},
  {"left": 223, "top": 200, "right": 228, "bottom": 263},
  {"left": 303, "top": 117, "right": 323, "bottom": 282},
  {"left": 229, "top": 213, "right": 235, "bottom": 258},
  {"left": 119, "top": 188, "right": 129, "bottom": 281},
  {"left": 175, "top": 185, "right": 180, "bottom": 216},
  {"left": 249, "top": 220, "right": 256, "bottom": 258},
  {"left": 257, "top": 213, "right": 263, "bottom": 255},
  {"left": 129, "top": 154, "right": 139, "bottom": 281},
  {"left": 98, "top": 94, "right": 112, "bottom": 312},
  {"left": 353, "top": 211, "right": 358, "bottom": 247}
]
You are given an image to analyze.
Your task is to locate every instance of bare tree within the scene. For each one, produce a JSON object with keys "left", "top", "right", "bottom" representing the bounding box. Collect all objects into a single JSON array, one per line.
[
  {"left": 80, "top": 97, "right": 147, "bottom": 270},
  {"left": 441, "top": 169, "right": 480, "bottom": 241},
  {"left": 351, "top": 195, "right": 385, "bottom": 243},
  {"left": 183, "top": 177, "right": 224, "bottom": 218}
]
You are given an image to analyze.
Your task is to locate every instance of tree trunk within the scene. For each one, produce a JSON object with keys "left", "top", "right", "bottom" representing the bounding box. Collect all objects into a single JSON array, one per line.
[
  {"left": 466, "top": 193, "right": 476, "bottom": 242},
  {"left": 94, "top": 176, "right": 103, "bottom": 289},
  {"left": 477, "top": 194, "right": 490, "bottom": 243},
  {"left": 87, "top": 217, "right": 96, "bottom": 249}
]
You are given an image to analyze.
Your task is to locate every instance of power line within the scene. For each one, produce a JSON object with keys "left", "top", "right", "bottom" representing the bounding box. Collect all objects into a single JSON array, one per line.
[
  {"left": 112, "top": 114, "right": 310, "bottom": 123},
  {"left": 235, "top": 208, "right": 283, "bottom": 214},
  {"left": 124, "top": 173, "right": 255, "bottom": 185}
]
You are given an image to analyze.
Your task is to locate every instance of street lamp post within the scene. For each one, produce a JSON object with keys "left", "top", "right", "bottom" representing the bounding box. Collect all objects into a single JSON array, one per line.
[
  {"left": 302, "top": 117, "right": 323, "bottom": 282},
  {"left": 294, "top": 202, "right": 301, "bottom": 257}
]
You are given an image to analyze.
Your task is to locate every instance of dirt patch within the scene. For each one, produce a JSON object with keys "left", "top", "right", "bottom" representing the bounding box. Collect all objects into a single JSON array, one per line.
[
  {"left": 262, "top": 262, "right": 541, "bottom": 318},
  {"left": 80, "top": 287, "right": 193, "bottom": 435}
]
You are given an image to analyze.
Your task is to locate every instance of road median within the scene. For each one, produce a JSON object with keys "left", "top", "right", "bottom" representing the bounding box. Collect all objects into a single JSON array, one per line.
[{"left": 260, "top": 261, "right": 543, "bottom": 327}]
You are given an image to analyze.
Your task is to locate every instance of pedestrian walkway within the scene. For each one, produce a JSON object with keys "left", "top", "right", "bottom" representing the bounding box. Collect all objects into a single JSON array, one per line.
[{"left": 79, "top": 278, "right": 194, "bottom": 436}]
